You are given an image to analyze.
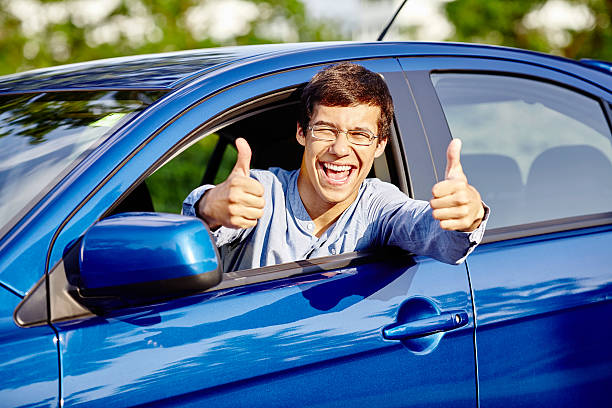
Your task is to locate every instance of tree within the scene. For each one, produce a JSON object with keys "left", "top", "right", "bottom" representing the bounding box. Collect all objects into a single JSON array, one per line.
[
  {"left": 0, "top": 0, "right": 343, "bottom": 76},
  {"left": 443, "top": 0, "right": 612, "bottom": 60}
]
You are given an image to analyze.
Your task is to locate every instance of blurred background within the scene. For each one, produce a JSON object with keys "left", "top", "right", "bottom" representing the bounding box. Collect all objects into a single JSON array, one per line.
[{"left": 0, "top": 0, "right": 610, "bottom": 76}]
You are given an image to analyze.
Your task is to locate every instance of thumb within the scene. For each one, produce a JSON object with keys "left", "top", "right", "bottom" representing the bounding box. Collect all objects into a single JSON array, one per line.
[
  {"left": 445, "top": 138, "right": 466, "bottom": 181},
  {"left": 232, "top": 138, "right": 252, "bottom": 177}
]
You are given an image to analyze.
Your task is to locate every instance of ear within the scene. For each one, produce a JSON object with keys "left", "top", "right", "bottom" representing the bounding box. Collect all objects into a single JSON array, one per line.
[
  {"left": 296, "top": 122, "right": 306, "bottom": 146},
  {"left": 373, "top": 137, "right": 387, "bottom": 158}
]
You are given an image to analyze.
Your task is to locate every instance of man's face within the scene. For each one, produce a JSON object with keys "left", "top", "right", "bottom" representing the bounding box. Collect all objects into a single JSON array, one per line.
[{"left": 296, "top": 103, "right": 387, "bottom": 215}]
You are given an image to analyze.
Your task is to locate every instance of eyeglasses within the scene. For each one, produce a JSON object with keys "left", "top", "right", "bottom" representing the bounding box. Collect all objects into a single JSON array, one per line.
[{"left": 309, "top": 125, "right": 378, "bottom": 146}]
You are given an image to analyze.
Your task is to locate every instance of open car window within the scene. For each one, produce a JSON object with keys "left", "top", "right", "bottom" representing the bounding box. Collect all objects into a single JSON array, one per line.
[
  {"left": 119, "top": 90, "right": 399, "bottom": 220},
  {"left": 110, "top": 87, "right": 402, "bottom": 282}
]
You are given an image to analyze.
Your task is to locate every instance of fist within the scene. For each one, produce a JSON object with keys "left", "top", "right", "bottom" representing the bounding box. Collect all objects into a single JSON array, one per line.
[
  {"left": 198, "top": 138, "right": 265, "bottom": 229},
  {"left": 430, "top": 139, "right": 485, "bottom": 232}
]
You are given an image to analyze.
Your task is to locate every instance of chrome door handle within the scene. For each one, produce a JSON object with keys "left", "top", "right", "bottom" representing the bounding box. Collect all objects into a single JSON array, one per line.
[{"left": 382, "top": 310, "right": 468, "bottom": 340}]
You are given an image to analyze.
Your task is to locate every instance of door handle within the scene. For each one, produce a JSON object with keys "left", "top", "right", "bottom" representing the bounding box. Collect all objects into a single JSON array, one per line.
[{"left": 382, "top": 310, "right": 468, "bottom": 340}]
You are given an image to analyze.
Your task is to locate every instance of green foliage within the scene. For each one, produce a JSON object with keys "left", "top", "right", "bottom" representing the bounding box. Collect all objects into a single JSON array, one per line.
[
  {"left": 146, "top": 134, "right": 237, "bottom": 213},
  {"left": 444, "top": 0, "right": 612, "bottom": 60},
  {"left": 569, "top": 0, "right": 612, "bottom": 60},
  {"left": 0, "top": 0, "right": 344, "bottom": 76}
]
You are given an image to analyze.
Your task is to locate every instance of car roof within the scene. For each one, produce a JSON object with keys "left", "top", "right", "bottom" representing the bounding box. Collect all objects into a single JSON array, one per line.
[
  {"left": 0, "top": 41, "right": 609, "bottom": 94},
  {"left": 0, "top": 42, "right": 342, "bottom": 92}
]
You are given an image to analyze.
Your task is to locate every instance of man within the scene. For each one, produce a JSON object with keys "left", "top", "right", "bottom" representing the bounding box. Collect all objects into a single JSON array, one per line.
[{"left": 183, "top": 63, "right": 488, "bottom": 272}]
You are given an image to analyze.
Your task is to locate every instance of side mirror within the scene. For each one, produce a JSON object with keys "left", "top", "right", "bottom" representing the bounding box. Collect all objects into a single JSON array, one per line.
[{"left": 67, "top": 212, "right": 221, "bottom": 310}]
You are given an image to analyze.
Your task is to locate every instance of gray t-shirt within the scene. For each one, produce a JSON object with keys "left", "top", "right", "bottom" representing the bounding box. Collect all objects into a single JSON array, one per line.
[{"left": 183, "top": 167, "right": 487, "bottom": 272}]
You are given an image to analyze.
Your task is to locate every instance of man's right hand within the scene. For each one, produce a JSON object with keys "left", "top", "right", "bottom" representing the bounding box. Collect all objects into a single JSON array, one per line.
[{"left": 197, "top": 138, "right": 265, "bottom": 230}]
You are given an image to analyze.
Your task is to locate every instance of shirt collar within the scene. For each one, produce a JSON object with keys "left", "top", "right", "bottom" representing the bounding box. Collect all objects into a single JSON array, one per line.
[{"left": 288, "top": 169, "right": 313, "bottom": 222}]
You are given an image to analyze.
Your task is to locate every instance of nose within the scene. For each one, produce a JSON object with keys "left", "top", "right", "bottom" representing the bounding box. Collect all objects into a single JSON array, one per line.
[{"left": 328, "top": 132, "right": 351, "bottom": 156}]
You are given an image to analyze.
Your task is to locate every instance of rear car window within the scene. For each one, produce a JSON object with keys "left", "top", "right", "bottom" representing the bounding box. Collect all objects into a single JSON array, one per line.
[
  {"left": 432, "top": 73, "right": 612, "bottom": 229},
  {"left": 0, "top": 90, "right": 165, "bottom": 234}
]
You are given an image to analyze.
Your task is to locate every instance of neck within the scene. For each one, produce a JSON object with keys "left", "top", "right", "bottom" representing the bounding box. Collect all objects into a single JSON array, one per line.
[{"left": 297, "top": 170, "right": 358, "bottom": 237}]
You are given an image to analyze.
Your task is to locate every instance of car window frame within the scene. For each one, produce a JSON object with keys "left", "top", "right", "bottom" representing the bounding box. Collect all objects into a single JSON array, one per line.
[
  {"left": 17, "top": 57, "right": 432, "bottom": 327},
  {"left": 103, "top": 62, "right": 418, "bottom": 289},
  {"left": 398, "top": 56, "right": 612, "bottom": 243}
]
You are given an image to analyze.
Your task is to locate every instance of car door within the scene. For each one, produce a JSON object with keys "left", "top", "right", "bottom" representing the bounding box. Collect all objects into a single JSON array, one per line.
[
  {"left": 35, "top": 56, "right": 478, "bottom": 407},
  {"left": 400, "top": 55, "right": 612, "bottom": 406}
]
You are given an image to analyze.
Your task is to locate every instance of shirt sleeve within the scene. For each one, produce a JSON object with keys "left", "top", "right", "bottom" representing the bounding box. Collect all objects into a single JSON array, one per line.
[
  {"left": 369, "top": 183, "right": 489, "bottom": 265},
  {"left": 181, "top": 184, "right": 213, "bottom": 217},
  {"left": 181, "top": 184, "right": 246, "bottom": 247}
]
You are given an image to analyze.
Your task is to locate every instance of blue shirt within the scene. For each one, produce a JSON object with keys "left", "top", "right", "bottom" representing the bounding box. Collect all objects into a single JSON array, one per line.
[{"left": 183, "top": 168, "right": 487, "bottom": 272}]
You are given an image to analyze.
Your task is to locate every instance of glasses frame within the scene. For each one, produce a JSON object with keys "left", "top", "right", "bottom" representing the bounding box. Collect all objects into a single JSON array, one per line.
[{"left": 308, "top": 125, "right": 379, "bottom": 146}]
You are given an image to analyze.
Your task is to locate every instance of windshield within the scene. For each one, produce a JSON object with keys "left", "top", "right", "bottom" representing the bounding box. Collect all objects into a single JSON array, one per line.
[{"left": 0, "top": 90, "right": 165, "bottom": 235}]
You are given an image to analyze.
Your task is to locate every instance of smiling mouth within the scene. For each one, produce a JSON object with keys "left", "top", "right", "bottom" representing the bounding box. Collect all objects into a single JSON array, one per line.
[{"left": 320, "top": 162, "right": 356, "bottom": 185}]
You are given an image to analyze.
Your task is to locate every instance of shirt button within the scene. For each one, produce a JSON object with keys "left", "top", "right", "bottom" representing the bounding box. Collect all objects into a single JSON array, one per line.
[
  {"left": 307, "top": 224, "right": 313, "bottom": 230},
  {"left": 331, "top": 248, "right": 336, "bottom": 255}
]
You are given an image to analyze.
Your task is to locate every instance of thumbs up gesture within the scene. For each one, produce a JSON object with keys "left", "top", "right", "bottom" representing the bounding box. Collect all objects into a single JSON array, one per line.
[
  {"left": 430, "top": 139, "right": 485, "bottom": 232},
  {"left": 197, "top": 138, "right": 265, "bottom": 229}
]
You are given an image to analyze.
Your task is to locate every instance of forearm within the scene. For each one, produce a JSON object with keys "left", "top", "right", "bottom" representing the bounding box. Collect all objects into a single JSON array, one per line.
[
  {"left": 195, "top": 190, "right": 221, "bottom": 230},
  {"left": 380, "top": 199, "right": 489, "bottom": 264}
]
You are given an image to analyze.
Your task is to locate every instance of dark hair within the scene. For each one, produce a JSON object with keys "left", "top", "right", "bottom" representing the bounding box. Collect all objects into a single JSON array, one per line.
[{"left": 299, "top": 62, "right": 394, "bottom": 141}]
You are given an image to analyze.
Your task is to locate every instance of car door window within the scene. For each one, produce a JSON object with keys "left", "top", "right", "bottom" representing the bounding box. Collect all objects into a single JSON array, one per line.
[{"left": 431, "top": 73, "right": 612, "bottom": 229}]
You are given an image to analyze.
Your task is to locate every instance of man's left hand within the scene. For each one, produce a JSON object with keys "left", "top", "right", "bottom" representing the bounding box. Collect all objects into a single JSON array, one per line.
[{"left": 430, "top": 139, "right": 485, "bottom": 232}]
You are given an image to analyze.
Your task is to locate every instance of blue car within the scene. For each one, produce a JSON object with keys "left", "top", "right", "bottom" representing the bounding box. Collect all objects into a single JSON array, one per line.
[{"left": 1, "top": 42, "right": 611, "bottom": 407}]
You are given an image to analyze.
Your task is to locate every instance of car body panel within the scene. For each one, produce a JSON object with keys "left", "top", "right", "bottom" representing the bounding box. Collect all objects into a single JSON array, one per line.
[
  {"left": 467, "top": 227, "right": 612, "bottom": 406},
  {"left": 0, "top": 287, "right": 59, "bottom": 407},
  {"left": 56, "top": 257, "right": 476, "bottom": 407}
]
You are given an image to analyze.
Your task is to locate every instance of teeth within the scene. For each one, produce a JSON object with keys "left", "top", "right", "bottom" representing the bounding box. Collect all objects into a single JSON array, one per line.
[{"left": 324, "top": 163, "right": 352, "bottom": 172}]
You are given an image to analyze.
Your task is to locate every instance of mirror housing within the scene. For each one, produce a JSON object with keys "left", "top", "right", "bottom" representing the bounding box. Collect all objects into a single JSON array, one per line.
[{"left": 67, "top": 212, "right": 221, "bottom": 309}]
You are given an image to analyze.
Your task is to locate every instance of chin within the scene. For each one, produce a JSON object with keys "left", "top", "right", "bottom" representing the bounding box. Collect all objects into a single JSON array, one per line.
[{"left": 318, "top": 184, "right": 358, "bottom": 205}]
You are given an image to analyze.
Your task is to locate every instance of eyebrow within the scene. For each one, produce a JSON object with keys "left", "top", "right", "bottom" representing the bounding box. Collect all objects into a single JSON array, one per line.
[
  {"left": 312, "top": 120, "right": 375, "bottom": 133},
  {"left": 312, "top": 120, "right": 336, "bottom": 127}
]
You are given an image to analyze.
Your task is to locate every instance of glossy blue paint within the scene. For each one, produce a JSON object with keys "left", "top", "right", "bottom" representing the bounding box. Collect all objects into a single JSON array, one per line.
[
  {"left": 0, "top": 288, "right": 59, "bottom": 407},
  {"left": 580, "top": 59, "right": 612, "bottom": 74},
  {"left": 79, "top": 213, "right": 218, "bottom": 289},
  {"left": 55, "top": 257, "right": 476, "bottom": 407},
  {"left": 467, "top": 226, "right": 612, "bottom": 406}
]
